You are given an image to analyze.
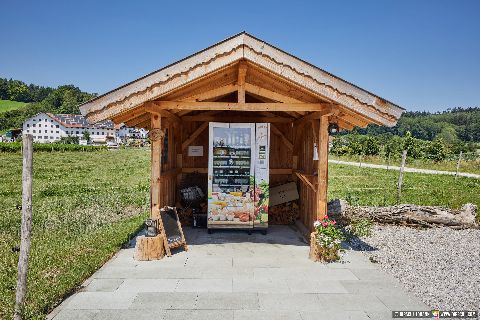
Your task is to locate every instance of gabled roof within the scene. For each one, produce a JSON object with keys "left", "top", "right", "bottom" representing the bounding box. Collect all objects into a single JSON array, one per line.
[{"left": 80, "top": 32, "right": 404, "bottom": 127}]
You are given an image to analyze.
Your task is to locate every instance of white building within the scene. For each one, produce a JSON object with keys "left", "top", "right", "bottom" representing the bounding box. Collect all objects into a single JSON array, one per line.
[{"left": 22, "top": 113, "right": 146, "bottom": 144}]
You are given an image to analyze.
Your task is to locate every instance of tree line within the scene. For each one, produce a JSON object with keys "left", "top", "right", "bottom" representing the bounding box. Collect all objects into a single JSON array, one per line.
[
  {"left": 0, "top": 78, "right": 96, "bottom": 132},
  {"left": 331, "top": 132, "right": 478, "bottom": 162},
  {"left": 353, "top": 108, "right": 480, "bottom": 143}
]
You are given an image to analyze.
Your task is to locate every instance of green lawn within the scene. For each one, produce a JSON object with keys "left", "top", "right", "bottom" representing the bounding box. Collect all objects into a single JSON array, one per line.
[
  {"left": 0, "top": 148, "right": 150, "bottom": 319},
  {"left": 330, "top": 154, "right": 480, "bottom": 175},
  {"left": 1, "top": 148, "right": 479, "bottom": 318},
  {"left": 329, "top": 163, "right": 480, "bottom": 209},
  {"left": 0, "top": 100, "right": 27, "bottom": 113}
]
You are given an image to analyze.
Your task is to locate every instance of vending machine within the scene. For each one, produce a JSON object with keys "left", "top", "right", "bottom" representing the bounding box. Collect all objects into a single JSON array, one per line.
[{"left": 207, "top": 123, "right": 270, "bottom": 233}]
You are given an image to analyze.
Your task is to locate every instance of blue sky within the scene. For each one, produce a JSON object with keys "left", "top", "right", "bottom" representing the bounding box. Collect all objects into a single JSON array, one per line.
[{"left": 1, "top": 0, "right": 479, "bottom": 112}]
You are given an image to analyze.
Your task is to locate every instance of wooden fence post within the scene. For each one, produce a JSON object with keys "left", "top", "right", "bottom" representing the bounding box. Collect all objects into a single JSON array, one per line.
[
  {"left": 397, "top": 150, "right": 407, "bottom": 203},
  {"left": 455, "top": 151, "right": 463, "bottom": 180},
  {"left": 14, "top": 134, "right": 33, "bottom": 320}
]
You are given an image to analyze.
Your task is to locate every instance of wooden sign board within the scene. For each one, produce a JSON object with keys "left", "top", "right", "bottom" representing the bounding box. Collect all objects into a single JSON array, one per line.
[
  {"left": 158, "top": 206, "right": 188, "bottom": 256},
  {"left": 269, "top": 182, "right": 299, "bottom": 206}
]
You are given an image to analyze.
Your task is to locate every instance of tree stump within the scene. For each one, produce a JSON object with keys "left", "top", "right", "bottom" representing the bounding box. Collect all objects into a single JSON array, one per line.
[{"left": 134, "top": 235, "right": 165, "bottom": 261}]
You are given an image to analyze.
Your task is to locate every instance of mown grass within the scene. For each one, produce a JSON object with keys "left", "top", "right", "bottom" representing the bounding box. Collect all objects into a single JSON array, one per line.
[
  {"left": 0, "top": 100, "right": 27, "bottom": 113},
  {"left": 330, "top": 154, "right": 480, "bottom": 175},
  {"left": 0, "top": 148, "right": 150, "bottom": 319},
  {"left": 329, "top": 163, "right": 480, "bottom": 209}
]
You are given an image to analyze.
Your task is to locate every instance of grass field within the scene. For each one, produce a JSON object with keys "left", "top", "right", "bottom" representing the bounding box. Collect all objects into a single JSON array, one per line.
[
  {"left": 0, "top": 99, "right": 27, "bottom": 113},
  {"left": 0, "top": 148, "right": 150, "bottom": 319},
  {"left": 330, "top": 154, "right": 480, "bottom": 175},
  {"left": 0, "top": 148, "right": 479, "bottom": 318},
  {"left": 329, "top": 163, "right": 480, "bottom": 209}
]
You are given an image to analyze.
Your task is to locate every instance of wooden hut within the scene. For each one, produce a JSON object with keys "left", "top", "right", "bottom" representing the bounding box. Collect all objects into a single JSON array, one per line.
[{"left": 79, "top": 32, "right": 403, "bottom": 231}]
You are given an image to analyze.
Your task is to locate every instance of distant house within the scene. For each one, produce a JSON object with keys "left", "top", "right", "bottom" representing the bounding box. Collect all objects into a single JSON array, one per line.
[{"left": 21, "top": 113, "right": 146, "bottom": 144}]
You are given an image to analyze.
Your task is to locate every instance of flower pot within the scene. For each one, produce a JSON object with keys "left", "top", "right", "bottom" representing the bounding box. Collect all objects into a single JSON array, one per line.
[{"left": 309, "top": 232, "right": 340, "bottom": 262}]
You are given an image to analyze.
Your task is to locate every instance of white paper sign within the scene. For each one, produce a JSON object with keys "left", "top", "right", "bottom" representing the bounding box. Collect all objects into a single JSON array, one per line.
[{"left": 188, "top": 146, "right": 203, "bottom": 157}]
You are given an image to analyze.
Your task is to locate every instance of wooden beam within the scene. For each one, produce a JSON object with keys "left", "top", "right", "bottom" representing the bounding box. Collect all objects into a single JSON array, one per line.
[
  {"left": 316, "top": 116, "right": 329, "bottom": 219},
  {"left": 181, "top": 115, "right": 294, "bottom": 123},
  {"left": 151, "top": 114, "right": 162, "bottom": 220},
  {"left": 237, "top": 62, "right": 247, "bottom": 103},
  {"left": 295, "top": 172, "right": 317, "bottom": 192},
  {"left": 244, "top": 83, "right": 305, "bottom": 104},
  {"left": 151, "top": 101, "right": 330, "bottom": 112},
  {"left": 182, "top": 122, "right": 208, "bottom": 150},
  {"left": 126, "top": 113, "right": 151, "bottom": 127},
  {"left": 293, "top": 107, "right": 334, "bottom": 126},
  {"left": 336, "top": 118, "right": 354, "bottom": 130},
  {"left": 270, "top": 168, "right": 293, "bottom": 175},
  {"left": 270, "top": 124, "right": 293, "bottom": 151},
  {"left": 180, "top": 83, "right": 237, "bottom": 102},
  {"left": 145, "top": 104, "right": 182, "bottom": 123},
  {"left": 113, "top": 107, "right": 145, "bottom": 124}
]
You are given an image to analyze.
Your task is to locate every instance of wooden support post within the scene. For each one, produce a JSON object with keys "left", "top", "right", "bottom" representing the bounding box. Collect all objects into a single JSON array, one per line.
[
  {"left": 397, "top": 150, "right": 407, "bottom": 203},
  {"left": 237, "top": 62, "right": 247, "bottom": 103},
  {"left": 316, "top": 116, "right": 329, "bottom": 220},
  {"left": 15, "top": 134, "right": 33, "bottom": 320},
  {"left": 455, "top": 151, "right": 463, "bottom": 180},
  {"left": 150, "top": 115, "right": 162, "bottom": 219}
]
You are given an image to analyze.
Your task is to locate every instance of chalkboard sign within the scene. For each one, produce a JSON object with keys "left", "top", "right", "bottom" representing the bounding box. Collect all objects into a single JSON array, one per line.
[{"left": 158, "top": 206, "right": 188, "bottom": 256}]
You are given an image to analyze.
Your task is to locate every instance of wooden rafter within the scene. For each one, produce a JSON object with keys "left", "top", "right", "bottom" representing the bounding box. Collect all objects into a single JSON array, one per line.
[
  {"left": 182, "top": 122, "right": 208, "bottom": 150},
  {"left": 293, "top": 107, "right": 334, "bottom": 125},
  {"left": 180, "top": 83, "right": 237, "bottom": 102},
  {"left": 125, "top": 113, "right": 151, "bottom": 127},
  {"left": 112, "top": 107, "right": 145, "bottom": 124},
  {"left": 270, "top": 124, "right": 293, "bottom": 151},
  {"left": 244, "top": 83, "right": 305, "bottom": 104},
  {"left": 150, "top": 101, "right": 331, "bottom": 112}
]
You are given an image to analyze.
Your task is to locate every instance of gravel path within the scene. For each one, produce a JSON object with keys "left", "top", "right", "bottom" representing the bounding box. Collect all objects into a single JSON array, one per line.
[
  {"left": 350, "top": 225, "right": 480, "bottom": 311},
  {"left": 329, "top": 159, "right": 480, "bottom": 179}
]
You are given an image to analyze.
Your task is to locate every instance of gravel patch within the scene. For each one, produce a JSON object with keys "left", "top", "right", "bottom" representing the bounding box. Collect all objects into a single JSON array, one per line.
[{"left": 350, "top": 225, "right": 480, "bottom": 311}]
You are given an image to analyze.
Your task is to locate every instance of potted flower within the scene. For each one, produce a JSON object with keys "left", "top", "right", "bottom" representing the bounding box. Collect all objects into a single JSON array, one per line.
[{"left": 309, "top": 215, "right": 344, "bottom": 262}]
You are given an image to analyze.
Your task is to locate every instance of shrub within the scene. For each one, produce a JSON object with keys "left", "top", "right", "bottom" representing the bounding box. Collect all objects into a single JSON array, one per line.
[{"left": 0, "top": 142, "right": 106, "bottom": 152}]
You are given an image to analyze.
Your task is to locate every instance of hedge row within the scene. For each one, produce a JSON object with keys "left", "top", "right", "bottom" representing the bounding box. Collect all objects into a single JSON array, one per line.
[{"left": 0, "top": 142, "right": 107, "bottom": 152}]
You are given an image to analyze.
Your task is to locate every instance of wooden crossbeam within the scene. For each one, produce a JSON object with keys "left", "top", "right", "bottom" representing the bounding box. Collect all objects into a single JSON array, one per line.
[
  {"left": 270, "top": 124, "right": 293, "bottom": 150},
  {"left": 181, "top": 115, "right": 293, "bottom": 123},
  {"left": 182, "top": 122, "right": 208, "bottom": 150},
  {"left": 150, "top": 101, "right": 330, "bottom": 112},
  {"left": 293, "top": 107, "right": 334, "bottom": 126}
]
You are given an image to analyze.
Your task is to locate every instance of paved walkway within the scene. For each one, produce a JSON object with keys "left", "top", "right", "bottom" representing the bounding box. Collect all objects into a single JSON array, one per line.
[
  {"left": 49, "top": 226, "right": 428, "bottom": 320},
  {"left": 329, "top": 159, "right": 480, "bottom": 179}
]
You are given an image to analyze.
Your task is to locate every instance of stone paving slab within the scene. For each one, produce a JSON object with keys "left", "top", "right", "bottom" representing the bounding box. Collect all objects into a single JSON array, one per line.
[{"left": 49, "top": 226, "right": 428, "bottom": 320}]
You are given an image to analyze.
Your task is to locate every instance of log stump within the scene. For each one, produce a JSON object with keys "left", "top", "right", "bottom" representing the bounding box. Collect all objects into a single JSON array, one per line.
[
  {"left": 134, "top": 235, "right": 165, "bottom": 261},
  {"left": 309, "top": 232, "right": 340, "bottom": 262}
]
